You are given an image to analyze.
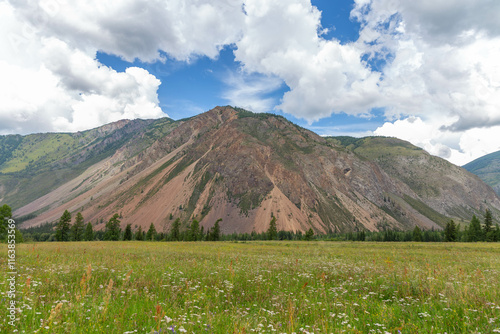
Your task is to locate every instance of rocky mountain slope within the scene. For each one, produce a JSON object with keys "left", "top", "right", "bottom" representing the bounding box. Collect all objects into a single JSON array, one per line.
[
  {"left": 463, "top": 150, "right": 500, "bottom": 196},
  {"left": 2, "top": 106, "right": 499, "bottom": 234}
]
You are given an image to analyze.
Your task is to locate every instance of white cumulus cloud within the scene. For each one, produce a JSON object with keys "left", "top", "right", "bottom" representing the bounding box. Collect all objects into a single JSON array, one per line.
[
  {"left": 0, "top": 1, "right": 166, "bottom": 134},
  {"left": 11, "top": 0, "right": 246, "bottom": 62},
  {"left": 351, "top": 0, "right": 500, "bottom": 164},
  {"left": 234, "top": 0, "right": 381, "bottom": 121}
]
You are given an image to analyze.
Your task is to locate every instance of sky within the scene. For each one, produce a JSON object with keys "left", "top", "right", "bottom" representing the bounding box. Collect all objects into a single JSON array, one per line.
[{"left": 1, "top": 0, "right": 500, "bottom": 166}]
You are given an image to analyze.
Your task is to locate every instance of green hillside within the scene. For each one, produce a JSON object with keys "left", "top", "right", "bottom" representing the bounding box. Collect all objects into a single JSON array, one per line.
[
  {"left": 0, "top": 118, "right": 178, "bottom": 211},
  {"left": 463, "top": 150, "right": 500, "bottom": 195}
]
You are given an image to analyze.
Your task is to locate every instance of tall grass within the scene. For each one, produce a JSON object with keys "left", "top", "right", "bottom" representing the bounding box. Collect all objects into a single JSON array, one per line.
[{"left": 1, "top": 242, "right": 499, "bottom": 333}]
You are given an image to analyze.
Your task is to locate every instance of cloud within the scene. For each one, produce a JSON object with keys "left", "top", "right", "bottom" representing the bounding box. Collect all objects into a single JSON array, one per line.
[
  {"left": 222, "top": 72, "right": 284, "bottom": 113},
  {"left": 349, "top": 0, "right": 500, "bottom": 164},
  {"left": 390, "top": 0, "right": 500, "bottom": 45},
  {"left": 234, "top": 0, "right": 381, "bottom": 122},
  {"left": 11, "top": 0, "right": 246, "bottom": 62},
  {"left": 0, "top": 1, "right": 165, "bottom": 134},
  {"left": 351, "top": 0, "right": 500, "bottom": 127},
  {"left": 374, "top": 116, "right": 500, "bottom": 166}
]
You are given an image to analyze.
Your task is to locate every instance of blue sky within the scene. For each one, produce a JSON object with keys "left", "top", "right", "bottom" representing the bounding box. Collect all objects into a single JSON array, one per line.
[{"left": 2, "top": 0, "right": 500, "bottom": 165}]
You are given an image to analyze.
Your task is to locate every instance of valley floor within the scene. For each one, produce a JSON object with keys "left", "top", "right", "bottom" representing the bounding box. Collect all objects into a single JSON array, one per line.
[{"left": 1, "top": 241, "right": 500, "bottom": 333}]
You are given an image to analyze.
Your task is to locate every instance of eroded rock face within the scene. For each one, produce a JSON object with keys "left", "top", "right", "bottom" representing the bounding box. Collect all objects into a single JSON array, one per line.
[{"left": 10, "top": 106, "right": 500, "bottom": 233}]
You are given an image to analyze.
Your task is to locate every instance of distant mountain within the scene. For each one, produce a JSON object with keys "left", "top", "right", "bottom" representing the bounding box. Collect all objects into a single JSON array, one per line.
[
  {"left": 2, "top": 106, "right": 499, "bottom": 234},
  {"left": 0, "top": 118, "right": 177, "bottom": 211},
  {"left": 463, "top": 150, "right": 500, "bottom": 195}
]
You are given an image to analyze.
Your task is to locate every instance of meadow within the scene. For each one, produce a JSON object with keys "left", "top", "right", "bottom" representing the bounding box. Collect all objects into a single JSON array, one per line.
[{"left": 1, "top": 241, "right": 500, "bottom": 333}]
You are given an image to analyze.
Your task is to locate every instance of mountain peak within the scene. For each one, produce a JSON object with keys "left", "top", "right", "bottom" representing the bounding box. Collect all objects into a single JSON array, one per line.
[{"left": 4, "top": 107, "right": 500, "bottom": 232}]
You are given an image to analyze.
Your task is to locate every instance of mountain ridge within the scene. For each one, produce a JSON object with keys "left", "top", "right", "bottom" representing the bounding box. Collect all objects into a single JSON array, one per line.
[
  {"left": 2, "top": 106, "right": 499, "bottom": 234},
  {"left": 463, "top": 150, "right": 500, "bottom": 196}
]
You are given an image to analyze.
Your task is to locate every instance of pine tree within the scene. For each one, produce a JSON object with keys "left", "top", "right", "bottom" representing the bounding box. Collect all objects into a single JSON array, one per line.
[
  {"left": 135, "top": 226, "right": 144, "bottom": 241},
  {"left": 0, "top": 204, "right": 12, "bottom": 236},
  {"left": 468, "top": 215, "right": 482, "bottom": 242},
  {"left": 199, "top": 226, "right": 205, "bottom": 241},
  {"left": 267, "top": 217, "right": 278, "bottom": 240},
  {"left": 209, "top": 219, "right": 222, "bottom": 241},
  {"left": 71, "top": 212, "right": 85, "bottom": 241},
  {"left": 494, "top": 224, "right": 500, "bottom": 242},
  {"left": 146, "top": 223, "right": 157, "bottom": 241},
  {"left": 84, "top": 222, "right": 93, "bottom": 241},
  {"left": 104, "top": 214, "right": 121, "bottom": 241},
  {"left": 189, "top": 219, "right": 200, "bottom": 241},
  {"left": 123, "top": 224, "right": 132, "bottom": 241},
  {"left": 412, "top": 225, "right": 423, "bottom": 242},
  {"left": 304, "top": 228, "right": 314, "bottom": 241},
  {"left": 55, "top": 210, "right": 71, "bottom": 241},
  {"left": 484, "top": 209, "right": 494, "bottom": 242},
  {"left": 170, "top": 218, "right": 180, "bottom": 241},
  {"left": 444, "top": 220, "right": 457, "bottom": 242}
]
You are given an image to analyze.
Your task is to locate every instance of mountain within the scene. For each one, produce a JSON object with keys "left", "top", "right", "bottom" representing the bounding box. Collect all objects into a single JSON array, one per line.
[
  {"left": 2, "top": 106, "right": 499, "bottom": 234},
  {"left": 463, "top": 150, "right": 500, "bottom": 196}
]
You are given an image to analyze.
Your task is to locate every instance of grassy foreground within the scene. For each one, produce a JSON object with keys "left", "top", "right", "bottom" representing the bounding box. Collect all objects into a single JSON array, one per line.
[{"left": 1, "top": 242, "right": 500, "bottom": 333}]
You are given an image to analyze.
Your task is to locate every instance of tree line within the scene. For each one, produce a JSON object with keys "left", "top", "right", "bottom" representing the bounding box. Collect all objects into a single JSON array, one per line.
[
  {"left": 13, "top": 206, "right": 500, "bottom": 243},
  {"left": 20, "top": 211, "right": 315, "bottom": 242},
  {"left": 327, "top": 210, "right": 500, "bottom": 242},
  {"left": 24, "top": 211, "right": 225, "bottom": 242}
]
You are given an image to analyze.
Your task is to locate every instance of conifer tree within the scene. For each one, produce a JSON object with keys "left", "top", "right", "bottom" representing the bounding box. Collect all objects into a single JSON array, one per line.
[
  {"left": 484, "top": 209, "right": 494, "bottom": 241},
  {"left": 209, "top": 218, "right": 222, "bottom": 241},
  {"left": 494, "top": 224, "right": 500, "bottom": 242},
  {"left": 123, "top": 224, "right": 132, "bottom": 241},
  {"left": 170, "top": 218, "right": 180, "bottom": 241},
  {"left": 189, "top": 219, "right": 200, "bottom": 241},
  {"left": 468, "top": 215, "right": 482, "bottom": 242},
  {"left": 267, "top": 216, "right": 278, "bottom": 240},
  {"left": 84, "top": 222, "right": 93, "bottom": 241},
  {"left": 444, "top": 220, "right": 457, "bottom": 242},
  {"left": 71, "top": 212, "right": 85, "bottom": 241},
  {"left": 200, "top": 226, "right": 205, "bottom": 241},
  {"left": 146, "top": 223, "right": 157, "bottom": 241},
  {"left": 104, "top": 214, "right": 121, "bottom": 241},
  {"left": 304, "top": 228, "right": 314, "bottom": 241},
  {"left": 412, "top": 225, "right": 423, "bottom": 242},
  {"left": 135, "top": 226, "right": 144, "bottom": 241},
  {"left": 55, "top": 210, "right": 71, "bottom": 241},
  {"left": 0, "top": 204, "right": 12, "bottom": 236}
]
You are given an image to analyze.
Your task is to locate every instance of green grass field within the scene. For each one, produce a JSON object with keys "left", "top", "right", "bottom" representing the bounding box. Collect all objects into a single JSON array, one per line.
[{"left": 2, "top": 241, "right": 500, "bottom": 333}]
